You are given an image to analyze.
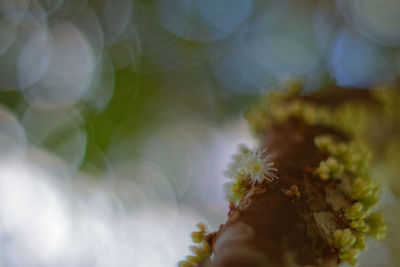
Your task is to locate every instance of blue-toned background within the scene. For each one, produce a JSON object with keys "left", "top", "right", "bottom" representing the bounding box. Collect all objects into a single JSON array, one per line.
[{"left": 0, "top": 0, "right": 399, "bottom": 266}]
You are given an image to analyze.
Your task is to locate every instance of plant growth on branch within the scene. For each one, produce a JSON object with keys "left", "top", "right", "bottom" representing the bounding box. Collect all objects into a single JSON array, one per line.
[{"left": 178, "top": 80, "right": 398, "bottom": 267}]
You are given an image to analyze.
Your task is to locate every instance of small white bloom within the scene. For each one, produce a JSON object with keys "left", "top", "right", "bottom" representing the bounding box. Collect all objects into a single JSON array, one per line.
[{"left": 226, "top": 145, "right": 278, "bottom": 183}]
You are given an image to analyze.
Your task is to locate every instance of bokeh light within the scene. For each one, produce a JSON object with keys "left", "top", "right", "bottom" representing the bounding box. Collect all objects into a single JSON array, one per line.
[{"left": 1, "top": 0, "right": 400, "bottom": 266}]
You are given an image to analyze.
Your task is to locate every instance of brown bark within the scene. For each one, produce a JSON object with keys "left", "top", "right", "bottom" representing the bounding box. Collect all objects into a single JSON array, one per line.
[{"left": 206, "top": 89, "right": 380, "bottom": 267}]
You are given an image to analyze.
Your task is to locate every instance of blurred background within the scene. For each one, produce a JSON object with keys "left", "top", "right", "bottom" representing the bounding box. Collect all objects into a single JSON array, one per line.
[{"left": 0, "top": 0, "right": 399, "bottom": 266}]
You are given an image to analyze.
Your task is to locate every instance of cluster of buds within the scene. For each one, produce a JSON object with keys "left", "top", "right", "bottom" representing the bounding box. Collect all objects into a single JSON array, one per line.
[
  {"left": 314, "top": 135, "right": 372, "bottom": 177},
  {"left": 333, "top": 229, "right": 358, "bottom": 265},
  {"left": 351, "top": 177, "right": 381, "bottom": 208},
  {"left": 315, "top": 157, "right": 344, "bottom": 180},
  {"left": 313, "top": 133, "right": 385, "bottom": 265},
  {"left": 179, "top": 223, "right": 211, "bottom": 267},
  {"left": 180, "top": 81, "right": 390, "bottom": 267}
]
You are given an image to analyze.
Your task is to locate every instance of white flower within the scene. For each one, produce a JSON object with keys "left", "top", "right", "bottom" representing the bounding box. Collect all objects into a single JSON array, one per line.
[{"left": 226, "top": 145, "right": 278, "bottom": 183}]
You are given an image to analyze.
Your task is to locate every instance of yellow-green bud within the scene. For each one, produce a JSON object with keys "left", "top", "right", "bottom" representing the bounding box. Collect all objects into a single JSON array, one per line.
[
  {"left": 339, "top": 248, "right": 359, "bottom": 266},
  {"left": 352, "top": 178, "right": 381, "bottom": 208},
  {"left": 353, "top": 232, "right": 366, "bottom": 250},
  {"left": 366, "top": 211, "right": 387, "bottom": 240},
  {"left": 345, "top": 202, "right": 366, "bottom": 220},
  {"left": 349, "top": 219, "right": 370, "bottom": 233},
  {"left": 186, "top": 255, "right": 201, "bottom": 263},
  {"left": 285, "top": 78, "right": 303, "bottom": 95},
  {"left": 314, "top": 135, "right": 334, "bottom": 150},
  {"left": 191, "top": 231, "right": 204, "bottom": 243},
  {"left": 178, "top": 260, "right": 196, "bottom": 267},
  {"left": 333, "top": 229, "right": 356, "bottom": 248}
]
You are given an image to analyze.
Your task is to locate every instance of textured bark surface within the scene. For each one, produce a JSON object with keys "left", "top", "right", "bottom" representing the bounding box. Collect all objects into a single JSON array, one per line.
[
  {"left": 206, "top": 89, "right": 381, "bottom": 267},
  {"left": 208, "top": 121, "right": 344, "bottom": 266}
]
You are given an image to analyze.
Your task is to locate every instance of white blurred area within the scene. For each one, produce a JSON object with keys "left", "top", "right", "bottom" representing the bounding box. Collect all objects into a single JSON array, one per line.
[
  {"left": 1, "top": 0, "right": 400, "bottom": 266},
  {"left": 0, "top": 155, "right": 201, "bottom": 267},
  {"left": 0, "top": 104, "right": 256, "bottom": 267}
]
